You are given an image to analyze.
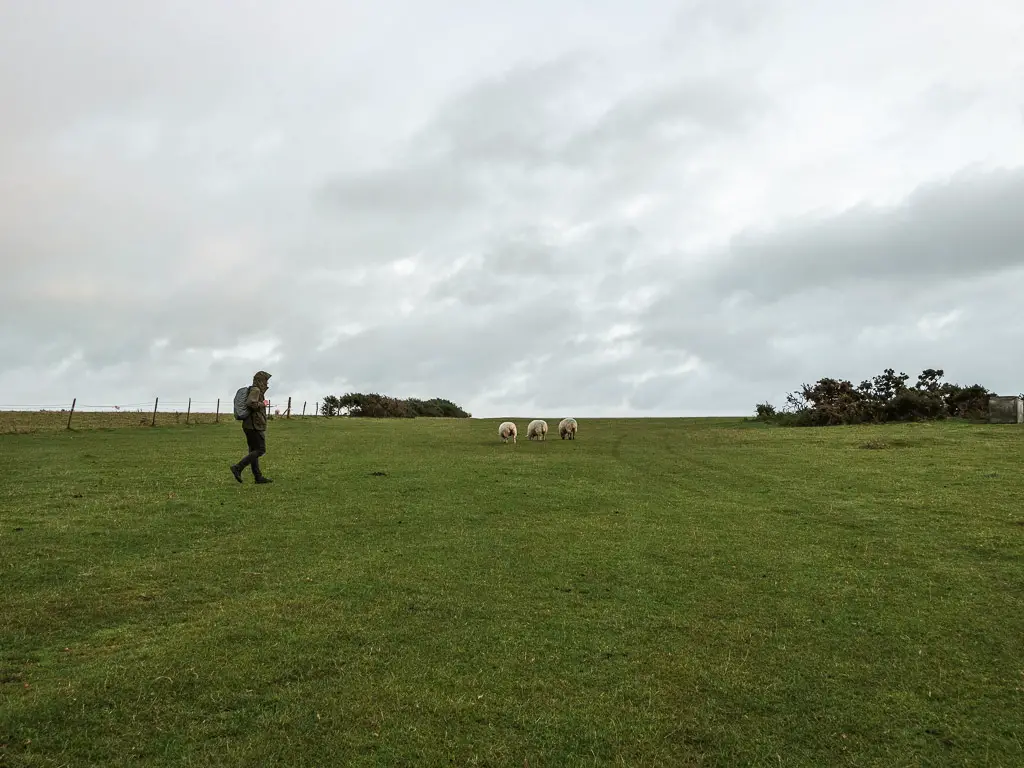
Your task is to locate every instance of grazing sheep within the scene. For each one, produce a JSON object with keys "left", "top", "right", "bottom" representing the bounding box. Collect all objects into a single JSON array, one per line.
[
  {"left": 498, "top": 421, "right": 518, "bottom": 443},
  {"left": 558, "top": 417, "right": 578, "bottom": 440},
  {"left": 527, "top": 419, "right": 548, "bottom": 441}
]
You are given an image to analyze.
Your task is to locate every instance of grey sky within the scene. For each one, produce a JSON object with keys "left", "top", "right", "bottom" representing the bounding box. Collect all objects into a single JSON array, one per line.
[{"left": 2, "top": 0, "right": 1023, "bottom": 416}]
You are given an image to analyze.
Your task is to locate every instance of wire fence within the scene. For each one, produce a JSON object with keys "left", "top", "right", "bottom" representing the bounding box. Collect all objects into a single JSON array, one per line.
[{"left": 0, "top": 396, "right": 323, "bottom": 431}]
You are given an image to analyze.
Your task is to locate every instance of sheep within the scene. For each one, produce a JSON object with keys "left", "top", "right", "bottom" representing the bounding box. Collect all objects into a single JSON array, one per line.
[
  {"left": 527, "top": 419, "right": 548, "bottom": 441},
  {"left": 498, "top": 421, "right": 518, "bottom": 443},
  {"left": 558, "top": 417, "right": 578, "bottom": 440}
]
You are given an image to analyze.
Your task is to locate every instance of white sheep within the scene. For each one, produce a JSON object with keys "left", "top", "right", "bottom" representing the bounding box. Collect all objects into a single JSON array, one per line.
[
  {"left": 498, "top": 421, "right": 518, "bottom": 443},
  {"left": 527, "top": 419, "right": 548, "bottom": 441},
  {"left": 558, "top": 417, "right": 578, "bottom": 440}
]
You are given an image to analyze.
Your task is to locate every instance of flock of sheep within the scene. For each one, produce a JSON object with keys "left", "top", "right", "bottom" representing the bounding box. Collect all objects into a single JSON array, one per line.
[{"left": 498, "top": 418, "right": 577, "bottom": 443}]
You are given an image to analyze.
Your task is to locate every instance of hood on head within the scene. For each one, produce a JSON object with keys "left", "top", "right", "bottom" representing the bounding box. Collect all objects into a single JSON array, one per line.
[{"left": 253, "top": 370, "right": 272, "bottom": 392}]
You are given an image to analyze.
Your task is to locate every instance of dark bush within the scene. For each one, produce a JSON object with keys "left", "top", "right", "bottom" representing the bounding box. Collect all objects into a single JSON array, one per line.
[
  {"left": 320, "top": 392, "right": 471, "bottom": 418},
  {"left": 943, "top": 383, "right": 990, "bottom": 419},
  {"left": 757, "top": 367, "right": 992, "bottom": 427}
]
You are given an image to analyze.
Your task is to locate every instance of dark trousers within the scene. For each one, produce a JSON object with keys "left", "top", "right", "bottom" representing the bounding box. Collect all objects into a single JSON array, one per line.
[{"left": 236, "top": 428, "right": 267, "bottom": 478}]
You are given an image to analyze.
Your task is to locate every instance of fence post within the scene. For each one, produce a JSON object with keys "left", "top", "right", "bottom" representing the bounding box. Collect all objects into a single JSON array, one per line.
[
  {"left": 315, "top": 401, "right": 319, "bottom": 417},
  {"left": 152, "top": 397, "right": 159, "bottom": 427},
  {"left": 216, "top": 398, "right": 220, "bottom": 423},
  {"left": 286, "top": 396, "right": 292, "bottom": 419},
  {"left": 186, "top": 398, "right": 191, "bottom": 424},
  {"left": 66, "top": 398, "right": 76, "bottom": 430},
  {"left": 302, "top": 401, "right": 307, "bottom": 417}
]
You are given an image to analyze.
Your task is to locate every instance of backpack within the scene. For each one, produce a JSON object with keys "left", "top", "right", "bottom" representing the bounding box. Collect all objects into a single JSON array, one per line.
[{"left": 233, "top": 386, "right": 253, "bottom": 420}]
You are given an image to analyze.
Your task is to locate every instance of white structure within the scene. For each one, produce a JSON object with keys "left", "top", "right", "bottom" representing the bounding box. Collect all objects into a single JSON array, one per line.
[{"left": 988, "top": 395, "right": 1024, "bottom": 424}]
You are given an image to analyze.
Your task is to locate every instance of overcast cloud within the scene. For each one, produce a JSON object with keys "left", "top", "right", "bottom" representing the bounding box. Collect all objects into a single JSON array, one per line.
[{"left": 2, "top": 0, "right": 1023, "bottom": 416}]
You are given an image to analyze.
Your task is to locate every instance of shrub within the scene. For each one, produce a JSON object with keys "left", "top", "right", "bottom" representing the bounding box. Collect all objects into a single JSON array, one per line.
[
  {"left": 320, "top": 392, "right": 471, "bottom": 418},
  {"left": 756, "top": 368, "right": 992, "bottom": 427},
  {"left": 320, "top": 395, "right": 342, "bottom": 417}
]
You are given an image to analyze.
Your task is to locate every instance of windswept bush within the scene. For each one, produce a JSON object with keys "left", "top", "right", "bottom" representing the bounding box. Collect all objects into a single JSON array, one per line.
[
  {"left": 756, "top": 368, "right": 991, "bottom": 426},
  {"left": 320, "top": 392, "right": 471, "bottom": 418},
  {"left": 320, "top": 395, "right": 342, "bottom": 417}
]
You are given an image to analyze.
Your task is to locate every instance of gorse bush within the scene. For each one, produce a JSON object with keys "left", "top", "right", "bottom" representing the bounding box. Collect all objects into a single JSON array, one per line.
[
  {"left": 757, "top": 368, "right": 991, "bottom": 426},
  {"left": 319, "top": 393, "right": 471, "bottom": 418}
]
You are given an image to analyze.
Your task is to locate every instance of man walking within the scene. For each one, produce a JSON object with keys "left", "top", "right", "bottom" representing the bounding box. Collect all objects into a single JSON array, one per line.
[{"left": 231, "top": 370, "right": 273, "bottom": 484}]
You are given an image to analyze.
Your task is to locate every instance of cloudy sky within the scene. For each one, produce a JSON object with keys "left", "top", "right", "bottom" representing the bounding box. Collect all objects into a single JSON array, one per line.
[{"left": 2, "top": 0, "right": 1023, "bottom": 417}]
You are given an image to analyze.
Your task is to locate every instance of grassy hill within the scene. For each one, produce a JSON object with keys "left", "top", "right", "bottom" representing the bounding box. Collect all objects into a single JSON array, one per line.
[{"left": 2, "top": 415, "right": 1021, "bottom": 766}]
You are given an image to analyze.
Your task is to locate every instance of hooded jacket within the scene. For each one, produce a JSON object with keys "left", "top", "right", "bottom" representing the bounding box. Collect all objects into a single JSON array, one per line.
[{"left": 243, "top": 370, "right": 271, "bottom": 431}]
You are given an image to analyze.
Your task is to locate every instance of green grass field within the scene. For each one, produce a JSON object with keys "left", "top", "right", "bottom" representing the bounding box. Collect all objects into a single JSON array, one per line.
[{"left": 2, "top": 414, "right": 1022, "bottom": 766}]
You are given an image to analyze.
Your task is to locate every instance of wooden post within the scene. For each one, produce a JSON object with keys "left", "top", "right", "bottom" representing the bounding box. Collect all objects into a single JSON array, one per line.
[
  {"left": 186, "top": 397, "right": 191, "bottom": 424},
  {"left": 216, "top": 398, "right": 220, "bottom": 422},
  {"left": 286, "top": 396, "right": 292, "bottom": 419},
  {"left": 152, "top": 397, "right": 159, "bottom": 427},
  {"left": 66, "top": 398, "right": 76, "bottom": 430},
  {"left": 315, "top": 401, "right": 319, "bottom": 417},
  {"left": 302, "top": 401, "right": 307, "bottom": 417}
]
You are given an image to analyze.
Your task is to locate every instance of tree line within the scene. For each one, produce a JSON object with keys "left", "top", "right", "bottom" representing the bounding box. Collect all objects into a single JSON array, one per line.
[
  {"left": 319, "top": 393, "right": 471, "bottom": 418},
  {"left": 755, "top": 367, "right": 995, "bottom": 426}
]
